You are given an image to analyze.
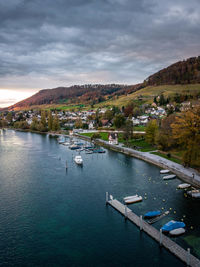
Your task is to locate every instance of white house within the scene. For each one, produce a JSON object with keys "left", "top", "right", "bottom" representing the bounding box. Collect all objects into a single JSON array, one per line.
[{"left": 108, "top": 133, "right": 118, "bottom": 145}]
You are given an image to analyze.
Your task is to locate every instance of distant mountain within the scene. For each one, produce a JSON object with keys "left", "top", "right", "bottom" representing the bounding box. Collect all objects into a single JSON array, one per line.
[
  {"left": 146, "top": 56, "right": 200, "bottom": 86},
  {"left": 8, "top": 84, "right": 142, "bottom": 110}
]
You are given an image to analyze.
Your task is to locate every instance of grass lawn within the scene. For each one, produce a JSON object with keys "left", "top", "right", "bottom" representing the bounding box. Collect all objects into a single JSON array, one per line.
[
  {"left": 151, "top": 151, "right": 182, "bottom": 164},
  {"left": 81, "top": 132, "right": 154, "bottom": 152},
  {"left": 80, "top": 132, "right": 109, "bottom": 141},
  {"left": 134, "top": 125, "right": 146, "bottom": 132}
]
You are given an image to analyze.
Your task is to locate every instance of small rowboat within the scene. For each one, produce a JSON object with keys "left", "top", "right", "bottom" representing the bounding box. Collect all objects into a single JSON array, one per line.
[
  {"left": 161, "top": 220, "right": 185, "bottom": 232},
  {"left": 144, "top": 211, "right": 161, "bottom": 219},
  {"left": 123, "top": 195, "right": 138, "bottom": 201},
  {"left": 177, "top": 183, "right": 191, "bottom": 189},
  {"left": 124, "top": 195, "right": 142, "bottom": 204},
  {"left": 169, "top": 228, "right": 185, "bottom": 236},
  {"left": 163, "top": 174, "right": 176, "bottom": 180},
  {"left": 160, "top": 169, "right": 170, "bottom": 174}
]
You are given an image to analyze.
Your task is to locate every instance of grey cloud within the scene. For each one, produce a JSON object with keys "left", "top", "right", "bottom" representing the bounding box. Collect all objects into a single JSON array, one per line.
[{"left": 0, "top": 0, "right": 200, "bottom": 90}]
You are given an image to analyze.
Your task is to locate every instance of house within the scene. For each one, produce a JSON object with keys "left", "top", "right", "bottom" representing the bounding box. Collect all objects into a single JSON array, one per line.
[
  {"left": 108, "top": 133, "right": 118, "bottom": 145},
  {"left": 89, "top": 121, "right": 95, "bottom": 130}
]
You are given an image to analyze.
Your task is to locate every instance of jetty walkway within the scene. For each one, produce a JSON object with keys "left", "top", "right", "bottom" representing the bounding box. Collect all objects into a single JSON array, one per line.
[{"left": 107, "top": 196, "right": 200, "bottom": 267}]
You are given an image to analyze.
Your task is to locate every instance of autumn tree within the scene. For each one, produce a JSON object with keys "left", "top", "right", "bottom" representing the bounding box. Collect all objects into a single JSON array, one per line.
[
  {"left": 145, "top": 120, "right": 158, "bottom": 145},
  {"left": 171, "top": 107, "right": 200, "bottom": 167},
  {"left": 75, "top": 118, "right": 83, "bottom": 129},
  {"left": 48, "top": 110, "right": 53, "bottom": 131},
  {"left": 52, "top": 112, "right": 60, "bottom": 131}
]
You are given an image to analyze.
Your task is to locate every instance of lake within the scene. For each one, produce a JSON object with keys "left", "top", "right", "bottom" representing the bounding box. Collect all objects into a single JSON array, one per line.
[{"left": 0, "top": 130, "right": 199, "bottom": 266}]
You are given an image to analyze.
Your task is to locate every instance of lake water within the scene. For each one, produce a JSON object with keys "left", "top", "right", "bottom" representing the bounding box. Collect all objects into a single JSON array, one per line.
[{"left": 0, "top": 130, "right": 199, "bottom": 266}]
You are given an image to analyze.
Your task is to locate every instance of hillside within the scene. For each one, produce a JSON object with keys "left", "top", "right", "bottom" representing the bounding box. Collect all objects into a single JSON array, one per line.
[
  {"left": 146, "top": 56, "right": 200, "bottom": 85},
  {"left": 95, "top": 84, "right": 200, "bottom": 108},
  {"left": 6, "top": 55, "right": 200, "bottom": 111},
  {"left": 8, "top": 84, "right": 142, "bottom": 111}
]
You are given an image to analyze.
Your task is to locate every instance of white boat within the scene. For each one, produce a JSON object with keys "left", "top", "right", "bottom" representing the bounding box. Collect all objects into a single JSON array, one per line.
[
  {"left": 169, "top": 228, "right": 185, "bottom": 236},
  {"left": 160, "top": 169, "right": 170, "bottom": 174},
  {"left": 187, "top": 189, "right": 200, "bottom": 198},
  {"left": 62, "top": 142, "right": 70, "bottom": 146},
  {"left": 123, "top": 195, "right": 138, "bottom": 201},
  {"left": 124, "top": 196, "right": 142, "bottom": 204},
  {"left": 163, "top": 174, "right": 176, "bottom": 180},
  {"left": 74, "top": 155, "right": 83, "bottom": 165},
  {"left": 177, "top": 183, "right": 191, "bottom": 189}
]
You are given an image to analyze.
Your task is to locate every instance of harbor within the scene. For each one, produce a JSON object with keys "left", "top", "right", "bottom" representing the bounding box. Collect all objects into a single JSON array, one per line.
[
  {"left": 107, "top": 196, "right": 200, "bottom": 267},
  {"left": 1, "top": 130, "right": 200, "bottom": 266}
]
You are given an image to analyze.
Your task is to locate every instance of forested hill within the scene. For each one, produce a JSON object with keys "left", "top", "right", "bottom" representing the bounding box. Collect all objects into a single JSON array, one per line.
[
  {"left": 146, "top": 56, "right": 200, "bottom": 86},
  {"left": 9, "top": 84, "right": 142, "bottom": 110}
]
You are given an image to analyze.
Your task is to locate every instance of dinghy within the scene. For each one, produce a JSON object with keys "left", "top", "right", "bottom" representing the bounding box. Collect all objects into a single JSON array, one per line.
[
  {"left": 124, "top": 195, "right": 142, "bottom": 204},
  {"left": 161, "top": 220, "right": 185, "bottom": 232},
  {"left": 160, "top": 169, "right": 170, "bottom": 174},
  {"left": 163, "top": 174, "right": 176, "bottom": 180},
  {"left": 177, "top": 183, "right": 191, "bottom": 189},
  {"left": 123, "top": 195, "right": 138, "bottom": 201},
  {"left": 169, "top": 228, "right": 185, "bottom": 236},
  {"left": 187, "top": 189, "right": 200, "bottom": 198},
  {"left": 144, "top": 211, "right": 161, "bottom": 219}
]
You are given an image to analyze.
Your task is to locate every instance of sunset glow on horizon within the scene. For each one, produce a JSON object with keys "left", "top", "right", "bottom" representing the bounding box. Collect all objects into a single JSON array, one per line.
[{"left": 0, "top": 89, "right": 35, "bottom": 108}]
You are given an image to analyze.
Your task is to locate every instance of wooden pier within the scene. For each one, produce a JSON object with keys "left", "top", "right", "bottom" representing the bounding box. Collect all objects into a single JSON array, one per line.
[{"left": 107, "top": 196, "right": 200, "bottom": 267}]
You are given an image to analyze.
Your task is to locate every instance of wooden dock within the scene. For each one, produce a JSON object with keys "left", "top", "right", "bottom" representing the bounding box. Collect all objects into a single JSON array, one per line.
[{"left": 107, "top": 197, "right": 200, "bottom": 267}]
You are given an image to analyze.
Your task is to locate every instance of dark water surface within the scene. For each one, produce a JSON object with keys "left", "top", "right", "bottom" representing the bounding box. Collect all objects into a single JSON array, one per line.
[{"left": 0, "top": 130, "right": 199, "bottom": 266}]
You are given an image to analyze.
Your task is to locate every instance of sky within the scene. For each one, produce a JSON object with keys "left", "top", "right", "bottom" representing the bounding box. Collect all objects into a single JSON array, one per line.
[{"left": 0, "top": 0, "right": 200, "bottom": 107}]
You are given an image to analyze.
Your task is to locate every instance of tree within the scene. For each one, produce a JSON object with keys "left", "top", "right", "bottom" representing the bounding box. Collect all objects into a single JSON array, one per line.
[
  {"left": 48, "top": 110, "right": 53, "bottom": 131},
  {"left": 75, "top": 118, "right": 83, "bottom": 129},
  {"left": 30, "top": 117, "right": 39, "bottom": 131},
  {"left": 6, "top": 112, "right": 12, "bottom": 124},
  {"left": 52, "top": 112, "right": 60, "bottom": 131},
  {"left": 171, "top": 107, "right": 200, "bottom": 167},
  {"left": 123, "top": 119, "right": 133, "bottom": 141},
  {"left": 40, "top": 110, "right": 47, "bottom": 132},
  {"left": 132, "top": 107, "right": 141, "bottom": 117},
  {"left": 103, "top": 109, "right": 114, "bottom": 121},
  {"left": 145, "top": 120, "right": 158, "bottom": 145},
  {"left": 113, "top": 114, "right": 125, "bottom": 129}
]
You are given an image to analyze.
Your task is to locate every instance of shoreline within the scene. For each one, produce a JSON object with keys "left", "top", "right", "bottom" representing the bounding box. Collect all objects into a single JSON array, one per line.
[
  {"left": 6, "top": 128, "right": 200, "bottom": 188},
  {"left": 75, "top": 133, "right": 200, "bottom": 188}
]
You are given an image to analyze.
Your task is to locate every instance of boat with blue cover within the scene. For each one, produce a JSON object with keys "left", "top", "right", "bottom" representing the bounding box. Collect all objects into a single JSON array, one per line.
[
  {"left": 161, "top": 220, "right": 185, "bottom": 232},
  {"left": 144, "top": 211, "right": 161, "bottom": 218}
]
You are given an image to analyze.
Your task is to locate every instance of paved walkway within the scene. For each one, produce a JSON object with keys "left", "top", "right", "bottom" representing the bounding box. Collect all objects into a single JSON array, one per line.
[{"left": 96, "top": 139, "right": 200, "bottom": 187}]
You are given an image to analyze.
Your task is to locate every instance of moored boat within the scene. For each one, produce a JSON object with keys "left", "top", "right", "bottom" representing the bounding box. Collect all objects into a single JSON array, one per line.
[
  {"left": 123, "top": 195, "right": 138, "bottom": 201},
  {"left": 161, "top": 220, "right": 185, "bottom": 232},
  {"left": 169, "top": 228, "right": 185, "bottom": 236},
  {"left": 74, "top": 155, "right": 83, "bottom": 165},
  {"left": 144, "top": 211, "right": 161, "bottom": 219},
  {"left": 187, "top": 189, "right": 200, "bottom": 198},
  {"left": 177, "top": 183, "right": 191, "bottom": 189},
  {"left": 163, "top": 174, "right": 176, "bottom": 180},
  {"left": 124, "top": 195, "right": 142, "bottom": 204},
  {"left": 160, "top": 169, "right": 170, "bottom": 174},
  {"left": 69, "top": 144, "right": 81, "bottom": 150}
]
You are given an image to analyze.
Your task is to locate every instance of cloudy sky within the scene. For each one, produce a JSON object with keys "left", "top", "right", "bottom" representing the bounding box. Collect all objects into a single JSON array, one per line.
[{"left": 0, "top": 0, "right": 200, "bottom": 107}]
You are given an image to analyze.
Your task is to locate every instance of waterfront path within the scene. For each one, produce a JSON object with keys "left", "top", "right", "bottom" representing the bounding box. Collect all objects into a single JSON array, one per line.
[
  {"left": 76, "top": 134, "right": 200, "bottom": 188},
  {"left": 107, "top": 197, "right": 200, "bottom": 267}
]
